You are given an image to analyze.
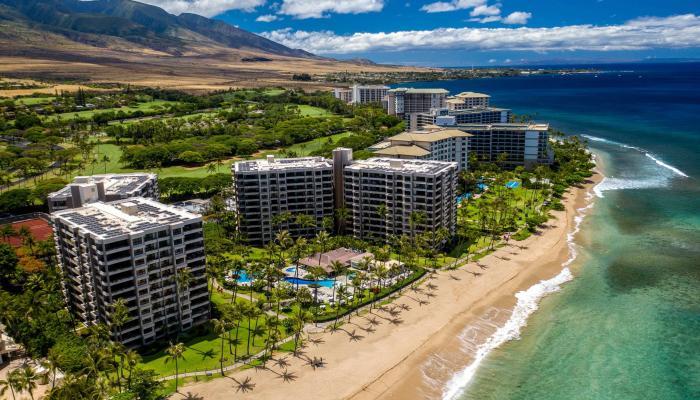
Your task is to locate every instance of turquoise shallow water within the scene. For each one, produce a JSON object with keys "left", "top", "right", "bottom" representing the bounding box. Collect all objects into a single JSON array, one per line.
[{"left": 400, "top": 63, "right": 700, "bottom": 400}]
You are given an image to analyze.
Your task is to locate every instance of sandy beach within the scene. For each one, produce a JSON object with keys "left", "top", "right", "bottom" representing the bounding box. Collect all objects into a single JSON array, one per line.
[{"left": 174, "top": 171, "right": 602, "bottom": 400}]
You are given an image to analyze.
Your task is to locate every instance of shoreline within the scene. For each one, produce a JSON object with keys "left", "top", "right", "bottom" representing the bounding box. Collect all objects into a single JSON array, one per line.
[{"left": 174, "top": 170, "right": 602, "bottom": 400}]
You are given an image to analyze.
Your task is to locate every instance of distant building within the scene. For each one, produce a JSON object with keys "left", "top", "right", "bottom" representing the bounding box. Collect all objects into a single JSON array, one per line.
[
  {"left": 343, "top": 158, "right": 458, "bottom": 242},
  {"left": 231, "top": 155, "right": 334, "bottom": 245},
  {"left": 411, "top": 106, "right": 511, "bottom": 131},
  {"left": 48, "top": 173, "right": 159, "bottom": 212},
  {"left": 372, "top": 129, "right": 472, "bottom": 170},
  {"left": 332, "top": 88, "right": 353, "bottom": 103},
  {"left": 455, "top": 123, "right": 554, "bottom": 168},
  {"left": 446, "top": 92, "right": 490, "bottom": 110},
  {"left": 52, "top": 198, "right": 208, "bottom": 347},
  {"left": 333, "top": 84, "right": 389, "bottom": 105},
  {"left": 0, "top": 324, "right": 20, "bottom": 364},
  {"left": 386, "top": 88, "right": 449, "bottom": 125}
]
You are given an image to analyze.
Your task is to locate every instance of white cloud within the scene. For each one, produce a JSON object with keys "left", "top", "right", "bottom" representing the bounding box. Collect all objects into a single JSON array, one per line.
[
  {"left": 470, "top": 4, "right": 501, "bottom": 17},
  {"left": 503, "top": 11, "right": 531, "bottom": 25},
  {"left": 421, "top": 0, "right": 485, "bottom": 13},
  {"left": 278, "top": 0, "right": 384, "bottom": 19},
  {"left": 135, "top": 0, "right": 264, "bottom": 17},
  {"left": 469, "top": 15, "right": 502, "bottom": 23},
  {"left": 261, "top": 14, "right": 700, "bottom": 54},
  {"left": 256, "top": 14, "right": 279, "bottom": 22}
]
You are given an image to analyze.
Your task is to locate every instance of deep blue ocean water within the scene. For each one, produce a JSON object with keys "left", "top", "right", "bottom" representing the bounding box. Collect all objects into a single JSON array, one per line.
[{"left": 397, "top": 63, "right": 700, "bottom": 400}]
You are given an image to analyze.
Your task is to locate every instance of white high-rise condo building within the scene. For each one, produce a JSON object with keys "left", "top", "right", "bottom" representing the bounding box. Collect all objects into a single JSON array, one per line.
[
  {"left": 231, "top": 155, "right": 334, "bottom": 245},
  {"left": 48, "top": 173, "right": 159, "bottom": 212},
  {"left": 343, "top": 158, "right": 458, "bottom": 243},
  {"left": 446, "top": 92, "right": 490, "bottom": 110},
  {"left": 52, "top": 197, "right": 208, "bottom": 347},
  {"left": 386, "top": 88, "right": 449, "bottom": 123},
  {"left": 370, "top": 129, "right": 472, "bottom": 170},
  {"left": 333, "top": 84, "right": 389, "bottom": 105},
  {"left": 455, "top": 123, "right": 554, "bottom": 168},
  {"left": 411, "top": 106, "right": 511, "bottom": 131}
]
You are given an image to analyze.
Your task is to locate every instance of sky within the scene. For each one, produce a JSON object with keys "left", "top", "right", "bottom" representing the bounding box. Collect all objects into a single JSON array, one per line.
[{"left": 137, "top": 0, "right": 700, "bottom": 66}]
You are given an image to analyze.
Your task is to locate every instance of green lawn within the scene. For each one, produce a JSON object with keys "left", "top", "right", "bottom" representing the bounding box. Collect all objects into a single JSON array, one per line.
[
  {"left": 16, "top": 96, "right": 55, "bottom": 105},
  {"left": 43, "top": 100, "right": 178, "bottom": 122},
  {"left": 295, "top": 104, "right": 333, "bottom": 117}
]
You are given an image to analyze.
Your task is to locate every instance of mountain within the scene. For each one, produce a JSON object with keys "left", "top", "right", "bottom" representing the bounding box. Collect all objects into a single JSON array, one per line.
[{"left": 0, "top": 0, "right": 315, "bottom": 58}]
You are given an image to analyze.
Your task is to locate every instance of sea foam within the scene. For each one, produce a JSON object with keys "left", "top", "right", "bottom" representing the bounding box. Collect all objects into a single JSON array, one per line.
[
  {"left": 583, "top": 134, "right": 689, "bottom": 198},
  {"left": 441, "top": 199, "right": 594, "bottom": 400}
]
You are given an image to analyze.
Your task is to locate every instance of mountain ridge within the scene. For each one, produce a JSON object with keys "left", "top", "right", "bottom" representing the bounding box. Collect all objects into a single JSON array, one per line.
[{"left": 0, "top": 0, "right": 316, "bottom": 58}]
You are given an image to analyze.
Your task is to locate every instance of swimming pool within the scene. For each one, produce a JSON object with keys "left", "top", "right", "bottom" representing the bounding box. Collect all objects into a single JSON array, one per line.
[
  {"left": 231, "top": 271, "right": 252, "bottom": 284},
  {"left": 284, "top": 277, "right": 336, "bottom": 288},
  {"left": 506, "top": 180, "right": 520, "bottom": 189},
  {"left": 283, "top": 266, "right": 305, "bottom": 275}
]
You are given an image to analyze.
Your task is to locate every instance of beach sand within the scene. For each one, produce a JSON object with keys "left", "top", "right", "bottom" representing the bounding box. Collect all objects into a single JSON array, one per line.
[{"left": 173, "top": 171, "right": 602, "bottom": 400}]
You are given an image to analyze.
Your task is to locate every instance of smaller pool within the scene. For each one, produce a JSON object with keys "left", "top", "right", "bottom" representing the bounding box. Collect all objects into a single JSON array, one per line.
[
  {"left": 230, "top": 271, "right": 252, "bottom": 284},
  {"left": 284, "top": 266, "right": 304, "bottom": 274},
  {"left": 477, "top": 183, "right": 488, "bottom": 191},
  {"left": 506, "top": 181, "right": 520, "bottom": 189},
  {"left": 284, "top": 277, "right": 335, "bottom": 288}
]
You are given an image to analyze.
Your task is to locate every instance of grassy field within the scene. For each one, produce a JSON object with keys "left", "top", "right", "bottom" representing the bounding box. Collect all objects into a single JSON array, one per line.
[
  {"left": 295, "top": 104, "right": 333, "bottom": 117},
  {"left": 16, "top": 96, "right": 55, "bottom": 105},
  {"left": 261, "top": 131, "right": 354, "bottom": 158},
  {"left": 43, "top": 100, "right": 178, "bottom": 122}
]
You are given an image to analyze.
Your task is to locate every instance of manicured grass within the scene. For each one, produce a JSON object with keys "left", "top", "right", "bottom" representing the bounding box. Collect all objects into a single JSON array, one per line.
[
  {"left": 137, "top": 311, "right": 272, "bottom": 376},
  {"left": 295, "top": 104, "right": 333, "bottom": 117},
  {"left": 43, "top": 100, "right": 178, "bottom": 122},
  {"left": 263, "top": 89, "right": 285, "bottom": 96},
  {"left": 16, "top": 96, "right": 55, "bottom": 105},
  {"left": 261, "top": 131, "right": 354, "bottom": 157}
]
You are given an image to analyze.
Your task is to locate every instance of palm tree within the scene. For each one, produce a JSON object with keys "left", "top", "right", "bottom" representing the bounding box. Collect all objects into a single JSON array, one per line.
[
  {"left": 165, "top": 342, "right": 186, "bottom": 393},
  {"left": 111, "top": 297, "right": 130, "bottom": 343},
  {"left": 0, "top": 375, "right": 18, "bottom": 400},
  {"left": 0, "top": 225, "right": 15, "bottom": 243},
  {"left": 212, "top": 318, "right": 230, "bottom": 376},
  {"left": 334, "top": 207, "right": 350, "bottom": 235},
  {"left": 18, "top": 226, "right": 34, "bottom": 254},
  {"left": 41, "top": 351, "right": 61, "bottom": 390},
  {"left": 18, "top": 366, "right": 37, "bottom": 400},
  {"left": 175, "top": 267, "right": 193, "bottom": 334},
  {"left": 101, "top": 154, "right": 110, "bottom": 173},
  {"left": 124, "top": 350, "right": 141, "bottom": 390},
  {"left": 290, "top": 237, "right": 308, "bottom": 291},
  {"left": 314, "top": 230, "right": 330, "bottom": 266},
  {"left": 329, "top": 260, "right": 346, "bottom": 304},
  {"left": 409, "top": 211, "right": 427, "bottom": 245}
]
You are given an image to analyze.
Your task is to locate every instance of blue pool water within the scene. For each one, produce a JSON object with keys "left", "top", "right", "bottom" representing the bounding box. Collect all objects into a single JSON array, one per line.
[
  {"left": 232, "top": 271, "right": 251, "bottom": 284},
  {"left": 506, "top": 181, "right": 520, "bottom": 189},
  {"left": 284, "top": 277, "right": 336, "bottom": 288}
]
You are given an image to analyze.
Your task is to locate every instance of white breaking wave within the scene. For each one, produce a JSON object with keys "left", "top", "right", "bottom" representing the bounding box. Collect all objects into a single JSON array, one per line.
[
  {"left": 644, "top": 153, "right": 689, "bottom": 178},
  {"left": 441, "top": 199, "right": 594, "bottom": 400},
  {"left": 582, "top": 134, "right": 689, "bottom": 198},
  {"left": 582, "top": 134, "right": 688, "bottom": 178}
]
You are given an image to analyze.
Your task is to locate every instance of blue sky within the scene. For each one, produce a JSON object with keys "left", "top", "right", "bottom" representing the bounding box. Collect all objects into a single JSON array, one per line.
[{"left": 140, "top": 0, "right": 700, "bottom": 66}]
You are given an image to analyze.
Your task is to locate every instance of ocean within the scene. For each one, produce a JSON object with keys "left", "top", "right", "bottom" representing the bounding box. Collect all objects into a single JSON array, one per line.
[{"left": 396, "top": 63, "right": 700, "bottom": 400}]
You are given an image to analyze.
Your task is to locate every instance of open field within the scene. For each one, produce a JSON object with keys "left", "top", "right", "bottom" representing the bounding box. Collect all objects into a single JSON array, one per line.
[
  {"left": 295, "top": 104, "right": 333, "bottom": 117},
  {"left": 44, "top": 100, "right": 179, "bottom": 121}
]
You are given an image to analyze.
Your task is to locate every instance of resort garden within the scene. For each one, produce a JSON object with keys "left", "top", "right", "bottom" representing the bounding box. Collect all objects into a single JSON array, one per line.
[{"left": 0, "top": 85, "right": 594, "bottom": 399}]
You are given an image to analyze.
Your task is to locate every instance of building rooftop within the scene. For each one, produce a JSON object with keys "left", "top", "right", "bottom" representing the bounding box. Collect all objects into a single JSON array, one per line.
[
  {"left": 388, "top": 87, "right": 450, "bottom": 94},
  {"left": 346, "top": 157, "right": 457, "bottom": 175},
  {"left": 374, "top": 145, "right": 431, "bottom": 157},
  {"left": 299, "top": 247, "right": 374, "bottom": 273},
  {"left": 49, "top": 173, "right": 156, "bottom": 199},
  {"left": 52, "top": 197, "right": 200, "bottom": 240},
  {"left": 389, "top": 129, "right": 473, "bottom": 143},
  {"left": 351, "top": 84, "right": 390, "bottom": 89},
  {"left": 455, "top": 123, "right": 549, "bottom": 131},
  {"left": 234, "top": 155, "right": 332, "bottom": 173},
  {"left": 454, "top": 91, "right": 490, "bottom": 98}
]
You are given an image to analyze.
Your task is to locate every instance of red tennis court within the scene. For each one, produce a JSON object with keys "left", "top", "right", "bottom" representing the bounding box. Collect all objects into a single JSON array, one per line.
[{"left": 2, "top": 218, "right": 53, "bottom": 247}]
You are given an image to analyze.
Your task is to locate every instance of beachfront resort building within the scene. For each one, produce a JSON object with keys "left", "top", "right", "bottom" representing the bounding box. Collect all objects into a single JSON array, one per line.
[
  {"left": 370, "top": 129, "right": 472, "bottom": 170},
  {"left": 231, "top": 155, "right": 334, "bottom": 245},
  {"left": 454, "top": 123, "right": 554, "bottom": 168},
  {"left": 386, "top": 88, "right": 449, "bottom": 123},
  {"left": 51, "top": 197, "right": 209, "bottom": 347},
  {"left": 446, "top": 92, "right": 490, "bottom": 110},
  {"left": 411, "top": 107, "right": 512, "bottom": 131},
  {"left": 343, "top": 158, "right": 458, "bottom": 242},
  {"left": 333, "top": 84, "right": 390, "bottom": 105},
  {"left": 48, "top": 173, "right": 159, "bottom": 212}
]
